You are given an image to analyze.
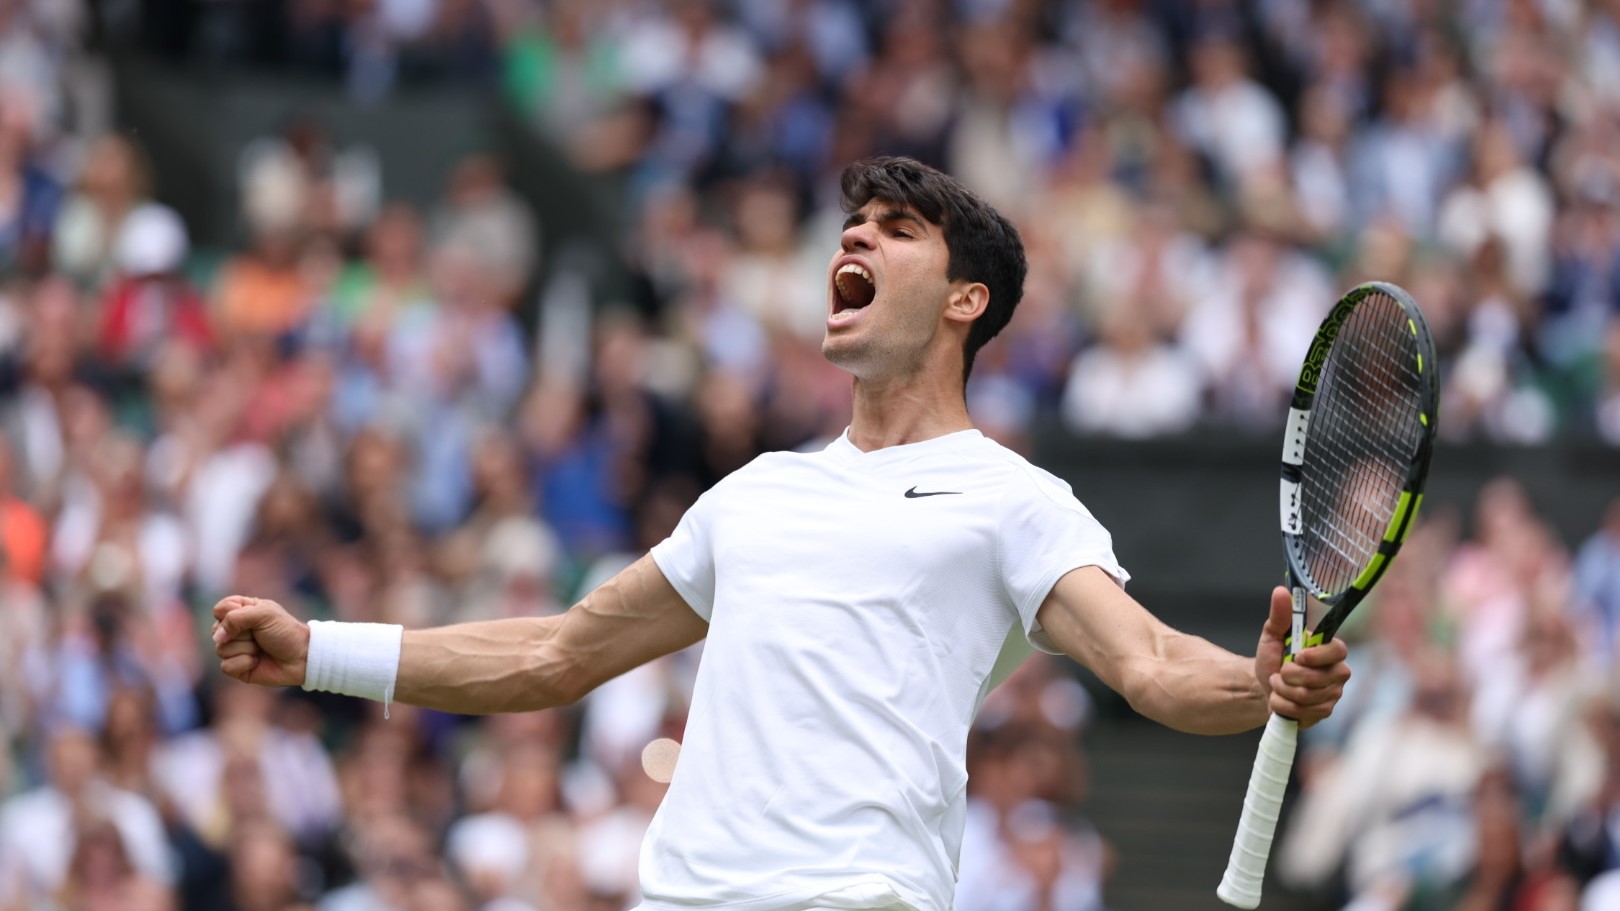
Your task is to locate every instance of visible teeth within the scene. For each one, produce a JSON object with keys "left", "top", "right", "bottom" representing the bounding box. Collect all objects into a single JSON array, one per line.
[{"left": 837, "top": 263, "right": 872, "bottom": 282}]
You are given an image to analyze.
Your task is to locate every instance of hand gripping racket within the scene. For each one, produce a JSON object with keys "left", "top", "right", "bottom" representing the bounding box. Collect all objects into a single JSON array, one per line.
[{"left": 1216, "top": 282, "right": 1439, "bottom": 909}]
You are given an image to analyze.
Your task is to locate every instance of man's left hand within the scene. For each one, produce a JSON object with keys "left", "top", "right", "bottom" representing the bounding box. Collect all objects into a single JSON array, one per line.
[{"left": 1254, "top": 586, "right": 1351, "bottom": 728}]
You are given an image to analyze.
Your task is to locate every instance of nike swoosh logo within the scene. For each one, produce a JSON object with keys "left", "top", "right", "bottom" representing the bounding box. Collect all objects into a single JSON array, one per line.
[{"left": 904, "top": 486, "right": 963, "bottom": 498}]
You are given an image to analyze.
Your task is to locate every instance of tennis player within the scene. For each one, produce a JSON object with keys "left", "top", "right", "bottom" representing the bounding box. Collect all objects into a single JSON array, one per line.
[{"left": 212, "top": 157, "right": 1351, "bottom": 911}]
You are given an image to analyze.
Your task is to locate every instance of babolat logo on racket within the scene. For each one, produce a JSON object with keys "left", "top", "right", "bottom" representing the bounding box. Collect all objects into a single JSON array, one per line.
[{"left": 1296, "top": 298, "right": 1358, "bottom": 394}]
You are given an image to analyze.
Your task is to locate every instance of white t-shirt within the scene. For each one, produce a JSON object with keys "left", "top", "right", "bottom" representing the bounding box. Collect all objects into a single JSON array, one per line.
[{"left": 642, "top": 429, "right": 1127, "bottom": 911}]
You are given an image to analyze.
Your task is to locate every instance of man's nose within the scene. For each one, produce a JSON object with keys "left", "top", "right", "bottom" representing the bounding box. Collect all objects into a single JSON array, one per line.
[{"left": 841, "top": 222, "right": 876, "bottom": 253}]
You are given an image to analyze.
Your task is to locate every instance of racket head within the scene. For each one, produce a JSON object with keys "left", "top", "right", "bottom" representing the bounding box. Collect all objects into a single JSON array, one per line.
[{"left": 1279, "top": 282, "right": 1439, "bottom": 643}]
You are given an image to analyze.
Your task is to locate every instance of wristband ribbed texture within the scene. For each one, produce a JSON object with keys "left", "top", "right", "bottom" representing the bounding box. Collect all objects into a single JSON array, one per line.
[{"left": 303, "top": 620, "right": 404, "bottom": 714}]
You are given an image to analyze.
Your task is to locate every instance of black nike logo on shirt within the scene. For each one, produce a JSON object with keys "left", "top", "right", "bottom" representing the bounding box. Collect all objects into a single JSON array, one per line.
[{"left": 904, "top": 486, "right": 963, "bottom": 498}]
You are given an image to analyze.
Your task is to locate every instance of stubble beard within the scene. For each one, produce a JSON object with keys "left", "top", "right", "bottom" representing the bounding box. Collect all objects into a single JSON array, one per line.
[
  {"left": 823, "top": 324, "right": 938, "bottom": 386},
  {"left": 821, "top": 330, "right": 875, "bottom": 379}
]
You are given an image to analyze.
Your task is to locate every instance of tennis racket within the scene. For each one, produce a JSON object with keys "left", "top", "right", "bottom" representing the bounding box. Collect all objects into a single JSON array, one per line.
[{"left": 1216, "top": 281, "right": 1440, "bottom": 909}]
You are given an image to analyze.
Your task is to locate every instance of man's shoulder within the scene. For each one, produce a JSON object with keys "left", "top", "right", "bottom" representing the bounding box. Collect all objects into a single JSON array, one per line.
[
  {"left": 965, "top": 439, "right": 1076, "bottom": 501},
  {"left": 968, "top": 444, "right": 1106, "bottom": 527},
  {"left": 725, "top": 444, "right": 833, "bottom": 479},
  {"left": 693, "top": 447, "right": 826, "bottom": 504}
]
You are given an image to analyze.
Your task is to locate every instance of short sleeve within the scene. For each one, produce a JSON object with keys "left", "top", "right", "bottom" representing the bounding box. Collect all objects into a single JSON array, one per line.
[
  {"left": 649, "top": 489, "right": 720, "bottom": 622},
  {"left": 997, "top": 467, "right": 1129, "bottom": 654}
]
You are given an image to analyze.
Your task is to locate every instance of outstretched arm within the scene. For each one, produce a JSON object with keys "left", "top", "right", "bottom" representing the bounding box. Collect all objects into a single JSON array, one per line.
[
  {"left": 212, "top": 554, "right": 707, "bottom": 714},
  {"left": 1034, "top": 567, "right": 1349, "bottom": 735}
]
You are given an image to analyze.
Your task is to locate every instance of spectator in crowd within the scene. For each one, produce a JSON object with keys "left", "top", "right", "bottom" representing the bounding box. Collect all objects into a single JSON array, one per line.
[
  {"left": 52, "top": 136, "right": 151, "bottom": 288},
  {"left": 0, "top": 90, "right": 61, "bottom": 275},
  {"left": 500, "top": 0, "right": 629, "bottom": 142},
  {"left": 428, "top": 156, "right": 537, "bottom": 311},
  {"left": 156, "top": 683, "right": 341, "bottom": 849},
  {"left": 1279, "top": 652, "right": 1489, "bottom": 905},
  {"left": 1180, "top": 230, "right": 1329, "bottom": 427},
  {"left": 96, "top": 203, "right": 212, "bottom": 381},
  {"left": 1060, "top": 301, "right": 1200, "bottom": 438},
  {"left": 0, "top": 726, "right": 173, "bottom": 905},
  {"left": 1560, "top": 693, "right": 1620, "bottom": 896},
  {"left": 54, "top": 817, "right": 174, "bottom": 911},
  {"left": 328, "top": 203, "right": 431, "bottom": 342},
  {"left": 316, "top": 811, "right": 440, "bottom": 911},
  {"left": 216, "top": 819, "right": 308, "bottom": 911},
  {"left": 1171, "top": 31, "right": 1286, "bottom": 191},
  {"left": 214, "top": 216, "right": 312, "bottom": 344}
]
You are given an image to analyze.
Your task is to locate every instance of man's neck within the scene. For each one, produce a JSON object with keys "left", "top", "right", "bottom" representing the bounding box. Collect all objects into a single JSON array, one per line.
[{"left": 846, "top": 371, "right": 974, "bottom": 452}]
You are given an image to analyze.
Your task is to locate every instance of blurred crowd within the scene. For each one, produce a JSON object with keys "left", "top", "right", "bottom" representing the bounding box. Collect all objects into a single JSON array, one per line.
[
  {"left": 62, "top": 0, "right": 1620, "bottom": 445},
  {"left": 2, "top": 0, "right": 1620, "bottom": 910}
]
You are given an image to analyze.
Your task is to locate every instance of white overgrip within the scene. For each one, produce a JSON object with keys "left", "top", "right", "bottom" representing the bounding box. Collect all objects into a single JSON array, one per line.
[{"left": 1217, "top": 713, "right": 1299, "bottom": 909}]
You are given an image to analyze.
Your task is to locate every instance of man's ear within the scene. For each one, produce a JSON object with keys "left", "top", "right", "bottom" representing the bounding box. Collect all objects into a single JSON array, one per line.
[{"left": 945, "top": 282, "right": 989, "bottom": 326}]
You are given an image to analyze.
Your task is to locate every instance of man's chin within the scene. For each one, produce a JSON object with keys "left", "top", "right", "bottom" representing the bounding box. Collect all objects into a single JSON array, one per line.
[{"left": 820, "top": 335, "right": 862, "bottom": 373}]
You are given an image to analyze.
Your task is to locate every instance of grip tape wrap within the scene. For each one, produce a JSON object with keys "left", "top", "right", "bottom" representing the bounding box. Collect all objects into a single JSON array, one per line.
[{"left": 1217, "top": 714, "right": 1299, "bottom": 909}]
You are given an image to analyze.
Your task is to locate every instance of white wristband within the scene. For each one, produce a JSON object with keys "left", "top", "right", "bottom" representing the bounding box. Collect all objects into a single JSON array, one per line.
[{"left": 303, "top": 620, "right": 404, "bottom": 714}]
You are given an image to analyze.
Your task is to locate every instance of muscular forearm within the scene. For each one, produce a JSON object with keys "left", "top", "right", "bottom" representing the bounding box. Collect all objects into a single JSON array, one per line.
[
  {"left": 1037, "top": 568, "right": 1271, "bottom": 735},
  {"left": 390, "top": 555, "right": 706, "bottom": 714},
  {"left": 394, "top": 616, "right": 580, "bottom": 714},
  {"left": 1038, "top": 569, "right": 1347, "bottom": 736},
  {"left": 1118, "top": 630, "right": 1270, "bottom": 735}
]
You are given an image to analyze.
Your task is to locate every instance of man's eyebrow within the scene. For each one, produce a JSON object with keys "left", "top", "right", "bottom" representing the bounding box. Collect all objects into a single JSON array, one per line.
[{"left": 842, "top": 208, "right": 928, "bottom": 231}]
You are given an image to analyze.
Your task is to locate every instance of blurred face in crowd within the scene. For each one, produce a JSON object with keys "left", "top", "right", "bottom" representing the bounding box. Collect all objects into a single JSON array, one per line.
[
  {"left": 498, "top": 742, "right": 560, "bottom": 820},
  {"left": 360, "top": 813, "right": 438, "bottom": 901},
  {"left": 69, "top": 821, "right": 133, "bottom": 890},
  {"left": 822, "top": 200, "right": 981, "bottom": 384},
  {"left": 230, "top": 822, "right": 298, "bottom": 911},
  {"left": 26, "top": 277, "right": 80, "bottom": 386},
  {"left": 80, "top": 136, "right": 146, "bottom": 210},
  {"left": 368, "top": 204, "right": 423, "bottom": 277},
  {"left": 47, "top": 727, "right": 100, "bottom": 796},
  {"left": 1472, "top": 771, "right": 1523, "bottom": 879},
  {"left": 1191, "top": 37, "right": 1245, "bottom": 90},
  {"left": 1410, "top": 651, "right": 1467, "bottom": 724},
  {"left": 734, "top": 181, "right": 797, "bottom": 255},
  {"left": 103, "top": 687, "right": 154, "bottom": 752}
]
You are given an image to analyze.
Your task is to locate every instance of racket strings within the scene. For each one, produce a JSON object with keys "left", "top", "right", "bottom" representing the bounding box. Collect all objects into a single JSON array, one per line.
[
  {"left": 1308, "top": 359, "right": 1417, "bottom": 571},
  {"left": 1298, "top": 293, "right": 1425, "bottom": 595}
]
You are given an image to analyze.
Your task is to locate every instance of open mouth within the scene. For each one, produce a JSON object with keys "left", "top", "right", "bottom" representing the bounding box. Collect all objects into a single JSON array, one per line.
[{"left": 833, "top": 263, "right": 876, "bottom": 315}]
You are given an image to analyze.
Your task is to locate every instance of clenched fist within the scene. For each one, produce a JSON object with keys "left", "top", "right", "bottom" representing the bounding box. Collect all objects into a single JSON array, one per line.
[{"left": 212, "top": 596, "right": 311, "bottom": 687}]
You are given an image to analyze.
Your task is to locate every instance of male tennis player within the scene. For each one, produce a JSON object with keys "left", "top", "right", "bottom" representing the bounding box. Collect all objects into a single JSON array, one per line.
[{"left": 213, "top": 157, "right": 1351, "bottom": 911}]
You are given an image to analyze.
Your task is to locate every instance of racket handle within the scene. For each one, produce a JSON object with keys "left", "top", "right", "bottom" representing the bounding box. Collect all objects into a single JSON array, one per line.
[{"left": 1217, "top": 713, "right": 1299, "bottom": 909}]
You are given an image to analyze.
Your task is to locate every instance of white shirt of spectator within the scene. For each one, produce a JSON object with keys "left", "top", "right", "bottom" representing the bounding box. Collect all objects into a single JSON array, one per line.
[
  {"left": 0, "top": 780, "right": 174, "bottom": 897},
  {"left": 1062, "top": 337, "right": 1202, "bottom": 438},
  {"left": 154, "top": 722, "right": 343, "bottom": 844},
  {"left": 643, "top": 429, "right": 1127, "bottom": 911},
  {"left": 1171, "top": 73, "right": 1286, "bottom": 183}
]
